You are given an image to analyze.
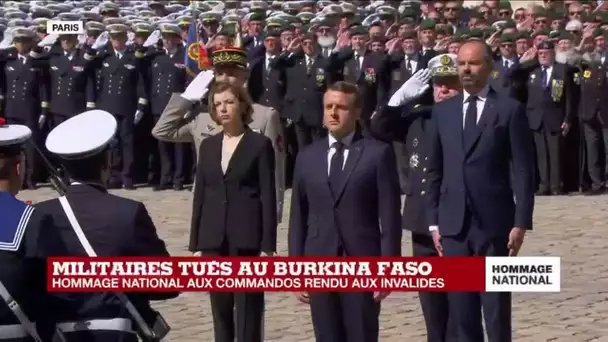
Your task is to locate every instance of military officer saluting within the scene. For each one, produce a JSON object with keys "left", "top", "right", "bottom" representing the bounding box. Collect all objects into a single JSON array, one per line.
[
  {"left": 92, "top": 24, "right": 147, "bottom": 190},
  {"left": 0, "top": 27, "right": 48, "bottom": 190},
  {"left": 37, "top": 14, "right": 97, "bottom": 129},
  {"left": 0, "top": 120, "right": 54, "bottom": 341},
  {"left": 371, "top": 54, "right": 460, "bottom": 342},
  {"left": 152, "top": 44, "right": 286, "bottom": 221},
  {"left": 35, "top": 110, "right": 179, "bottom": 341},
  {"left": 147, "top": 23, "right": 188, "bottom": 191}
]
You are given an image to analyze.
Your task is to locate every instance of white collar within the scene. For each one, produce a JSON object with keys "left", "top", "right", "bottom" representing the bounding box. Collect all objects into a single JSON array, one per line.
[
  {"left": 463, "top": 85, "right": 490, "bottom": 103},
  {"left": 328, "top": 131, "right": 355, "bottom": 148}
]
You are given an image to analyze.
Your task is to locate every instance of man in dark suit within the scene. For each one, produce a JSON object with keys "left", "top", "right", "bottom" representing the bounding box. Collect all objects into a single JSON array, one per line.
[
  {"left": 426, "top": 41, "right": 536, "bottom": 342},
  {"left": 489, "top": 33, "right": 529, "bottom": 103},
  {"left": 288, "top": 81, "right": 402, "bottom": 342},
  {"left": 248, "top": 28, "right": 286, "bottom": 113},
  {"left": 372, "top": 54, "right": 461, "bottom": 342},
  {"left": 327, "top": 25, "right": 390, "bottom": 135},
  {"left": 525, "top": 41, "right": 575, "bottom": 195},
  {"left": 35, "top": 110, "right": 179, "bottom": 341}
]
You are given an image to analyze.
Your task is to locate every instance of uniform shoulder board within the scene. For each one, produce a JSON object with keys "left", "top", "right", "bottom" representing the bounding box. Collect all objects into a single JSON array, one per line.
[{"left": 0, "top": 193, "right": 35, "bottom": 252}]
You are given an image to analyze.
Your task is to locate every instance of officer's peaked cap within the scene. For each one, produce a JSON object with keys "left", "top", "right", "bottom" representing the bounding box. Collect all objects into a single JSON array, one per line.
[{"left": 428, "top": 53, "right": 459, "bottom": 78}]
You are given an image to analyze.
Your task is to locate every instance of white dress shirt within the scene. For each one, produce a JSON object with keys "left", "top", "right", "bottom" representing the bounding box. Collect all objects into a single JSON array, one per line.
[
  {"left": 221, "top": 133, "right": 244, "bottom": 173},
  {"left": 327, "top": 131, "right": 355, "bottom": 175},
  {"left": 64, "top": 51, "right": 74, "bottom": 60},
  {"left": 462, "top": 85, "right": 490, "bottom": 128},
  {"left": 405, "top": 55, "right": 418, "bottom": 72},
  {"left": 265, "top": 54, "right": 275, "bottom": 70},
  {"left": 501, "top": 57, "right": 515, "bottom": 69},
  {"left": 354, "top": 51, "right": 363, "bottom": 69},
  {"left": 18, "top": 54, "right": 27, "bottom": 64}
]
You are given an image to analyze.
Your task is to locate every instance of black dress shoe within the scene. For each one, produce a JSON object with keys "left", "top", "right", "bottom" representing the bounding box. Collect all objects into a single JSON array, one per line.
[
  {"left": 107, "top": 181, "right": 122, "bottom": 190},
  {"left": 173, "top": 183, "right": 184, "bottom": 191},
  {"left": 123, "top": 183, "right": 136, "bottom": 190},
  {"left": 535, "top": 189, "right": 549, "bottom": 196},
  {"left": 25, "top": 181, "right": 38, "bottom": 190},
  {"left": 153, "top": 184, "right": 170, "bottom": 191},
  {"left": 584, "top": 188, "right": 605, "bottom": 196},
  {"left": 550, "top": 190, "right": 564, "bottom": 196}
]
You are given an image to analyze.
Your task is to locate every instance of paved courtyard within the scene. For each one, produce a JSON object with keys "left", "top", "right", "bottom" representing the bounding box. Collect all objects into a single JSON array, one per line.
[{"left": 19, "top": 187, "right": 608, "bottom": 341}]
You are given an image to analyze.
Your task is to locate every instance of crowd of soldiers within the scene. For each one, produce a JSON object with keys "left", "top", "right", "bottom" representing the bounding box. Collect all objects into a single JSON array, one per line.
[{"left": 1, "top": 0, "right": 608, "bottom": 197}]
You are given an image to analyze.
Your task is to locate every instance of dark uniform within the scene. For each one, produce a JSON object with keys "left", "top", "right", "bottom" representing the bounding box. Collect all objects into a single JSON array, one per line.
[
  {"left": 42, "top": 47, "right": 96, "bottom": 128},
  {"left": 248, "top": 32, "right": 286, "bottom": 112},
  {"left": 327, "top": 27, "right": 389, "bottom": 134},
  {"left": 525, "top": 52, "right": 575, "bottom": 195},
  {"left": 146, "top": 27, "right": 188, "bottom": 190},
  {"left": 273, "top": 48, "right": 328, "bottom": 149},
  {"left": 93, "top": 25, "right": 147, "bottom": 189},
  {"left": 575, "top": 59, "right": 608, "bottom": 194},
  {"left": 371, "top": 103, "right": 455, "bottom": 342},
  {"left": 0, "top": 30, "right": 48, "bottom": 188},
  {"left": 488, "top": 34, "right": 530, "bottom": 103}
]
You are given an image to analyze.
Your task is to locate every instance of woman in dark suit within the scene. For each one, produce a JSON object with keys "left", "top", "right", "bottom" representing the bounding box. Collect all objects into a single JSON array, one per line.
[{"left": 189, "top": 82, "right": 277, "bottom": 342}]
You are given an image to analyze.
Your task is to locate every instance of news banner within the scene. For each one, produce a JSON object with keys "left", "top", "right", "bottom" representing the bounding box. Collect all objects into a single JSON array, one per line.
[{"left": 47, "top": 257, "right": 560, "bottom": 293}]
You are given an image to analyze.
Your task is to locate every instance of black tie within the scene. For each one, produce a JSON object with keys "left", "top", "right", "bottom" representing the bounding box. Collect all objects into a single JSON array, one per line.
[
  {"left": 463, "top": 95, "right": 478, "bottom": 148},
  {"left": 541, "top": 66, "right": 548, "bottom": 89},
  {"left": 306, "top": 57, "right": 313, "bottom": 75},
  {"left": 405, "top": 58, "right": 412, "bottom": 73},
  {"left": 503, "top": 60, "right": 509, "bottom": 70},
  {"left": 354, "top": 54, "right": 361, "bottom": 75},
  {"left": 329, "top": 142, "right": 345, "bottom": 195}
]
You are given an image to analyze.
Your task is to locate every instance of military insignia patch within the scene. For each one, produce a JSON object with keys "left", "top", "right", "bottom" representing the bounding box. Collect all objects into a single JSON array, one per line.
[
  {"left": 492, "top": 71, "right": 499, "bottom": 79},
  {"left": 51, "top": 66, "right": 58, "bottom": 71},
  {"left": 252, "top": 128, "right": 261, "bottom": 133},
  {"left": 7, "top": 66, "right": 13, "bottom": 71},
  {"left": 392, "top": 70, "right": 401, "bottom": 81},
  {"left": 103, "top": 62, "right": 109, "bottom": 67},
  {"left": 440, "top": 55, "right": 451, "bottom": 65},
  {"left": 124, "top": 64, "right": 135, "bottom": 69},
  {"left": 413, "top": 138, "right": 418, "bottom": 147},
  {"left": 72, "top": 66, "right": 84, "bottom": 72},
  {"left": 316, "top": 68, "right": 325, "bottom": 83},
  {"left": 364, "top": 68, "right": 376, "bottom": 83},
  {"left": 409, "top": 153, "right": 419, "bottom": 168},
  {"left": 174, "top": 63, "right": 185, "bottom": 69},
  {"left": 584, "top": 70, "right": 592, "bottom": 78}
]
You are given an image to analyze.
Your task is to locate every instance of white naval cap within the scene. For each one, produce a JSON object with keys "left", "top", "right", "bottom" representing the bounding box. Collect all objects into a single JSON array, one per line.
[
  {"left": 45, "top": 110, "right": 117, "bottom": 160},
  {"left": 427, "top": 53, "right": 459, "bottom": 78},
  {"left": 0, "top": 119, "right": 32, "bottom": 155}
]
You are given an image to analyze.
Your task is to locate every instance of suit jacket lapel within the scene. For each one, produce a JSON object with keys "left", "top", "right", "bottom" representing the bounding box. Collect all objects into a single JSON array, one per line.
[
  {"left": 333, "top": 131, "right": 364, "bottom": 204},
  {"left": 224, "top": 129, "right": 257, "bottom": 179},
  {"left": 464, "top": 90, "right": 498, "bottom": 158}
]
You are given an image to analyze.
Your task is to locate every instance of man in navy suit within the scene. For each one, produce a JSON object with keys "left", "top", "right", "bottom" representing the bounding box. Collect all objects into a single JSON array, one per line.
[
  {"left": 288, "top": 81, "right": 402, "bottom": 342},
  {"left": 426, "top": 40, "right": 536, "bottom": 342}
]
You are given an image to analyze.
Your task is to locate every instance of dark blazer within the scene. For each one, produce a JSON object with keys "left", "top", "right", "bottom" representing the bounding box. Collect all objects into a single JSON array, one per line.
[
  {"left": 248, "top": 55, "right": 286, "bottom": 112},
  {"left": 525, "top": 61, "right": 575, "bottom": 132},
  {"left": 1, "top": 52, "right": 47, "bottom": 125},
  {"left": 31, "top": 184, "right": 177, "bottom": 323},
  {"left": 327, "top": 48, "right": 390, "bottom": 121},
  {"left": 147, "top": 46, "right": 187, "bottom": 115},
  {"left": 190, "top": 129, "right": 277, "bottom": 253},
  {"left": 272, "top": 50, "right": 329, "bottom": 127},
  {"left": 288, "top": 131, "right": 402, "bottom": 257},
  {"left": 426, "top": 88, "right": 536, "bottom": 238}
]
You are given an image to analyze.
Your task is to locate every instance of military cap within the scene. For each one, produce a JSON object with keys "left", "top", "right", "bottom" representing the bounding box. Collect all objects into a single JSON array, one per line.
[
  {"left": 7, "top": 19, "right": 31, "bottom": 28},
  {"left": 400, "top": 7, "right": 419, "bottom": 20},
  {"left": 451, "top": 34, "right": 467, "bottom": 43},
  {"left": 516, "top": 31, "right": 530, "bottom": 40},
  {"left": 120, "top": 10, "right": 136, "bottom": 17},
  {"left": 341, "top": 2, "right": 358, "bottom": 15},
  {"left": 531, "top": 29, "right": 550, "bottom": 38},
  {"left": 593, "top": 28, "right": 606, "bottom": 38},
  {"left": 33, "top": 18, "right": 49, "bottom": 31},
  {"left": 468, "top": 28, "right": 484, "bottom": 39},
  {"left": 282, "top": 1, "right": 301, "bottom": 13},
  {"left": 266, "top": 17, "right": 286, "bottom": 29},
  {"left": 217, "top": 24, "right": 237, "bottom": 37},
  {"left": 211, "top": 47, "right": 247, "bottom": 69},
  {"left": 86, "top": 21, "right": 105, "bottom": 33},
  {"left": 548, "top": 30, "right": 561, "bottom": 39},
  {"left": 370, "top": 34, "right": 386, "bottom": 44},
  {"left": 558, "top": 31, "right": 575, "bottom": 41},
  {"left": 265, "top": 27, "right": 281, "bottom": 38},
  {"left": 46, "top": 110, "right": 117, "bottom": 160},
  {"left": 0, "top": 119, "right": 32, "bottom": 158},
  {"left": 429, "top": 53, "right": 458, "bottom": 77},
  {"left": 419, "top": 18, "right": 435, "bottom": 31},
  {"left": 376, "top": 5, "right": 397, "bottom": 18},
  {"left": 322, "top": 4, "right": 343, "bottom": 16},
  {"left": 349, "top": 25, "right": 368, "bottom": 37},
  {"left": 537, "top": 41, "right": 554, "bottom": 50},
  {"left": 82, "top": 11, "right": 103, "bottom": 22},
  {"left": 176, "top": 15, "right": 193, "bottom": 28},
  {"left": 12, "top": 27, "right": 36, "bottom": 40},
  {"left": 159, "top": 23, "right": 181, "bottom": 36},
  {"left": 165, "top": 4, "right": 186, "bottom": 13},
  {"left": 498, "top": 1, "right": 512, "bottom": 10},
  {"left": 132, "top": 22, "right": 153, "bottom": 34},
  {"left": 31, "top": 7, "right": 53, "bottom": 19},
  {"left": 248, "top": 12, "right": 266, "bottom": 22},
  {"left": 100, "top": 3, "right": 120, "bottom": 14},
  {"left": 200, "top": 11, "right": 222, "bottom": 24},
  {"left": 58, "top": 13, "right": 82, "bottom": 21},
  {"left": 45, "top": 4, "right": 63, "bottom": 16},
  {"left": 296, "top": 12, "right": 315, "bottom": 24},
  {"left": 250, "top": 1, "right": 269, "bottom": 12},
  {"left": 203, "top": 0, "right": 222, "bottom": 7},
  {"left": 5, "top": 11, "right": 27, "bottom": 21},
  {"left": 500, "top": 33, "right": 515, "bottom": 43},
  {"left": 401, "top": 30, "right": 417, "bottom": 40},
  {"left": 149, "top": 1, "right": 165, "bottom": 8},
  {"left": 137, "top": 10, "right": 155, "bottom": 18},
  {"left": 107, "top": 24, "right": 129, "bottom": 35},
  {"left": 311, "top": 15, "right": 337, "bottom": 28}
]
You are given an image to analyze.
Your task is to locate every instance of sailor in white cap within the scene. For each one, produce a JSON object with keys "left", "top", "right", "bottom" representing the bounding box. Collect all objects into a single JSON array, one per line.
[
  {"left": 371, "top": 55, "right": 461, "bottom": 342},
  {"left": 0, "top": 119, "right": 55, "bottom": 341},
  {"left": 33, "top": 110, "right": 179, "bottom": 342}
]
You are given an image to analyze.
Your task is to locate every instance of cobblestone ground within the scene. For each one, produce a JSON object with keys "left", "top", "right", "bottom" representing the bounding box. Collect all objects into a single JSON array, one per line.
[{"left": 20, "top": 187, "right": 608, "bottom": 342}]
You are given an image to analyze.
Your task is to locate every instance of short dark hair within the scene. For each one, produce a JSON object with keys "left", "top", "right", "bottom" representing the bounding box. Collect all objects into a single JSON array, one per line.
[
  {"left": 61, "top": 150, "right": 109, "bottom": 183},
  {"left": 208, "top": 82, "right": 254, "bottom": 126},
  {"left": 326, "top": 81, "right": 361, "bottom": 109},
  {"left": 0, "top": 157, "right": 17, "bottom": 180}
]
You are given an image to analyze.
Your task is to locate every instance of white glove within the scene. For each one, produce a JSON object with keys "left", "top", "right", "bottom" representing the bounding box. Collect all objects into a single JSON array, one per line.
[
  {"left": 77, "top": 33, "right": 87, "bottom": 46},
  {"left": 0, "top": 29, "right": 14, "bottom": 50},
  {"left": 134, "top": 110, "right": 144, "bottom": 124},
  {"left": 91, "top": 31, "right": 109, "bottom": 50},
  {"left": 38, "top": 115, "right": 46, "bottom": 129},
  {"left": 181, "top": 70, "right": 214, "bottom": 102},
  {"left": 143, "top": 30, "right": 161, "bottom": 48},
  {"left": 38, "top": 34, "right": 58, "bottom": 47},
  {"left": 388, "top": 68, "right": 432, "bottom": 107}
]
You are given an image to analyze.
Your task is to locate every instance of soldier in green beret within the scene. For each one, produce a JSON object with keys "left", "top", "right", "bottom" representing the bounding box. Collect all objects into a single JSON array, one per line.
[
  {"left": 501, "top": 20, "right": 518, "bottom": 35},
  {"left": 533, "top": 7, "right": 550, "bottom": 31},
  {"left": 419, "top": 19, "right": 437, "bottom": 57},
  {"left": 515, "top": 31, "right": 531, "bottom": 58},
  {"left": 369, "top": 34, "right": 386, "bottom": 53},
  {"left": 279, "top": 24, "right": 296, "bottom": 53},
  {"left": 398, "top": 17, "right": 417, "bottom": 35},
  {"left": 497, "top": 1, "right": 513, "bottom": 19},
  {"left": 554, "top": 31, "right": 582, "bottom": 66},
  {"left": 549, "top": 8, "right": 567, "bottom": 31},
  {"left": 532, "top": 29, "right": 550, "bottom": 47},
  {"left": 244, "top": 12, "right": 265, "bottom": 50},
  {"left": 448, "top": 35, "right": 464, "bottom": 55}
]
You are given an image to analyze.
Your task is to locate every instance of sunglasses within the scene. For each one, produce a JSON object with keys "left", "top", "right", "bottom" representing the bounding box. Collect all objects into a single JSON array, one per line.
[
  {"left": 514, "top": 14, "right": 524, "bottom": 20},
  {"left": 570, "top": 11, "right": 582, "bottom": 15},
  {"left": 500, "top": 43, "right": 514, "bottom": 48},
  {"left": 445, "top": 7, "right": 459, "bottom": 12},
  {"left": 535, "top": 19, "right": 547, "bottom": 24},
  {"left": 499, "top": 11, "right": 511, "bottom": 17}
]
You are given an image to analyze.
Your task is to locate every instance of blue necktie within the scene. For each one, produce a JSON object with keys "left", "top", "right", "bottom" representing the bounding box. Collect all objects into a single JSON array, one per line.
[
  {"left": 541, "top": 66, "right": 548, "bottom": 88},
  {"left": 329, "top": 142, "right": 345, "bottom": 196}
]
